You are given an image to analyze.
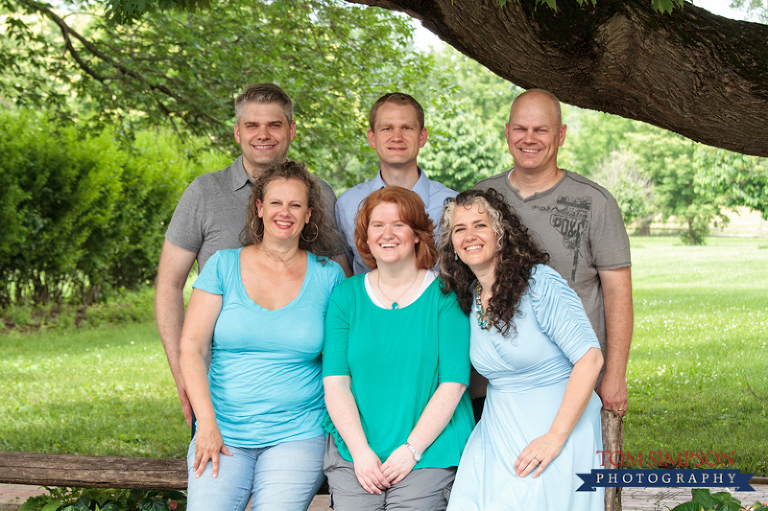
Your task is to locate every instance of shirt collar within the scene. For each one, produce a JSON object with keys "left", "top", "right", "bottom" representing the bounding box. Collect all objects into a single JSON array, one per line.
[
  {"left": 375, "top": 167, "right": 429, "bottom": 205},
  {"left": 230, "top": 155, "right": 252, "bottom": 191}
]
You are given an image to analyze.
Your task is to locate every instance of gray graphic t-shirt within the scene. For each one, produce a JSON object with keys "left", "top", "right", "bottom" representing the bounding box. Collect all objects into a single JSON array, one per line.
[{"left": 475, "top": 169, "right": 631, "bottom": 357}]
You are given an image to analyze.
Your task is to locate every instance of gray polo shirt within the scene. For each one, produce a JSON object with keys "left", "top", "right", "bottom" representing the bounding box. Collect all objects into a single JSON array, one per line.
[{"left": 165, "top": 156, "right": 340, "bottom": 270}]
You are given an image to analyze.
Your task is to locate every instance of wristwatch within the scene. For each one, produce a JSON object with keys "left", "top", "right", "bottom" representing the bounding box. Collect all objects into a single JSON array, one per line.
[{"left": 404, "top": 441, "right": 421, "bottom": 462}]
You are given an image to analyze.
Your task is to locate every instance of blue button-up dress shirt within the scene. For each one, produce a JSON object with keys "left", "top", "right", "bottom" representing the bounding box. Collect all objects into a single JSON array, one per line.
[{"left": 334, "top": 168, "right": 457, "bottom": 275}]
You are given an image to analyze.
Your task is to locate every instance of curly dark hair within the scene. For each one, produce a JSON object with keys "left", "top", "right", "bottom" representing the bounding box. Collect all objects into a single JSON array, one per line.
[
  {"left": 240, "top": 160, "right": 340, "bottom": 258},
  {"left": 438, "top": 188, "right": 549, "bottom": 335}
]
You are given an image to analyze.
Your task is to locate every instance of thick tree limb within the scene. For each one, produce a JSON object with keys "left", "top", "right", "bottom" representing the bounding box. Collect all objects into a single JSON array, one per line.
[{"left": 344, "top": 0, "right": 768, "bottom": 157}]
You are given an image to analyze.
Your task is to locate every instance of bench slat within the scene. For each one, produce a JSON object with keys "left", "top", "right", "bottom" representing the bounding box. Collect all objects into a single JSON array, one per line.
[{"left": 0, "top": 452, "right": 187, "bottom": 490}]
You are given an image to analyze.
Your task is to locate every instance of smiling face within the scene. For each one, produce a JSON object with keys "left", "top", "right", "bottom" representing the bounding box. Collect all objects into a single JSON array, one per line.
[
  {"left": 505, "top": 91, "right": 566, "bottom": 176},
  {"left": 366, "top": 201, "right": 419, "bottom": 267},
  {"left": 235, "top": 101, "right": 296, "bottom": 179},
  {"left": 450, "top": 202, "right": 499, "bottom": 275},
  {"left": 256, "top": 177, "right": 311, "bottom": 244},
  {"left": 367, "top": 102, "right": 428, "bottom": 171}
]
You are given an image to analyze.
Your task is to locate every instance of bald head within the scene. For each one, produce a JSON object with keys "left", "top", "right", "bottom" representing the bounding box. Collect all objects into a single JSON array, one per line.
[
  {"left": 505, "top": 89, "right": 567, "bottom": 177},
  {"left": 509, "top": 89, "right": 562, "bottom": 127}
]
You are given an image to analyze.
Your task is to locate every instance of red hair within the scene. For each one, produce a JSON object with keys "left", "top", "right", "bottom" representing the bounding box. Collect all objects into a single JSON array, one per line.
[{"left": 354, "top": 187, "right": 437, "bottom": 270}]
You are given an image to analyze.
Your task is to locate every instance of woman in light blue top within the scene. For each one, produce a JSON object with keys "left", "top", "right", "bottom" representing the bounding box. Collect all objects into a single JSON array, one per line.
[
  {"left": 439, "top": 188, "right": 604, "bottom": 511},
  {"left": 179, "top": 161, "right": 345, "bottom": 511}
]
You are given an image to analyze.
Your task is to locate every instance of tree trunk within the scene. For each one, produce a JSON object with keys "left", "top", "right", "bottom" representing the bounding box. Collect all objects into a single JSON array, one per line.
[
  {"left": 638, "top": 218, "right": 652, "bottom": 236},
  {"left": 343, "top": 0, "right": 768, "bottom": 157}
]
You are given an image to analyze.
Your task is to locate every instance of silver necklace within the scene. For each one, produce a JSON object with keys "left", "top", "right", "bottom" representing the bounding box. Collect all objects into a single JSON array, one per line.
[{"left": 376, "top": 271, "right": 420, "bottom": 309}]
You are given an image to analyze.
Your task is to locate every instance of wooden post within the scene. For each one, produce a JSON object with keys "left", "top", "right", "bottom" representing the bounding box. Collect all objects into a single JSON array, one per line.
[{"left": 602, "top": 409, "right": 623, "bottom": 511}]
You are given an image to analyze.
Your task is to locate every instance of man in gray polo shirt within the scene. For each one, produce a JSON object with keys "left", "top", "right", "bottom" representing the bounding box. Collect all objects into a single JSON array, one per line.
[
  {"left": 155, "top": 83, "right": 350, "bottom": 428},
  {"left": 335, "top": 92, "right": 456, "bottom": 274}
]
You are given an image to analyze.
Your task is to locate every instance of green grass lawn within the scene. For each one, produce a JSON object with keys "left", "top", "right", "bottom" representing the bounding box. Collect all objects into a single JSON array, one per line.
[
  {"left": 0, "top": 323, "right": 189, "bottom": 458},
  {"left": 0, "top": 236, "right": 766, "bottom": 475},
  {"left": 625, "top": 236, "right": 768, "bottom": 476}
]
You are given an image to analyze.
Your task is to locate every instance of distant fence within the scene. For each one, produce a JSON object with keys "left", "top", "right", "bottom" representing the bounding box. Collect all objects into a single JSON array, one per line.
[{"left": 632, "top": 208, "right": 767, "bottom": 238}]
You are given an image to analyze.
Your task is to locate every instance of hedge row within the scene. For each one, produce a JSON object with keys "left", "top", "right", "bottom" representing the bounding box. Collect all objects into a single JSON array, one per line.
[{"left": 0, "top": 110, "right": 229, "bottom": 306}]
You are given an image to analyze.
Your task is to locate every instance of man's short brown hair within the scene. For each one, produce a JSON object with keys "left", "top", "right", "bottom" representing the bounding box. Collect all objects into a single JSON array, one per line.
[
  {"left": 368, "top": 92, "right": 425, "bottom": 131},
  {"left": 235, "top": 83, "right": 293, "bottom": 124}
]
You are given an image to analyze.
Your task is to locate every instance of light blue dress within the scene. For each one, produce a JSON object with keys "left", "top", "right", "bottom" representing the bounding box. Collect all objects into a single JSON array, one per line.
[{"left": 447, "top": 265, "right": 604, "bottom": 511}]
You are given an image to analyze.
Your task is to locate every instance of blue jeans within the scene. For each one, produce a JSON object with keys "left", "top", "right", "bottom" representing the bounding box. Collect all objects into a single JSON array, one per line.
[{"left": 186, "top": 434, "right": 325, "bottom": 511}]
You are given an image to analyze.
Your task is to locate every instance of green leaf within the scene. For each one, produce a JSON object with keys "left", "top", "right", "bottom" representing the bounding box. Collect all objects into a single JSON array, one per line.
[
  {"left": 40, "top": 500, "right": 64, "bottom": 511},
  {"left": 139, "top": 496, "right": 170, "bottom": 511},
  {"left": 72, "top": 497, "right": 92, "bottom": 511}
]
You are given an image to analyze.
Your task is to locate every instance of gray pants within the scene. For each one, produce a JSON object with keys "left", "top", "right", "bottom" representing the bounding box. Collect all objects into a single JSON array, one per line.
[{"left": 323, "top": 435, "right": 456, "bottom": 511}]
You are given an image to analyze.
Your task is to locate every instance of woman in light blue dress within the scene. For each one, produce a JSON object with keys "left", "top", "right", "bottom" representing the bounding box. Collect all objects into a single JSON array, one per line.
[{"left": 439, "top": 188, "right": 605, "bottom": 511}]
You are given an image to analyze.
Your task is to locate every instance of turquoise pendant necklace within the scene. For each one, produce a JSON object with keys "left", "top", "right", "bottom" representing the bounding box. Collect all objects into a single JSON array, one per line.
[
  {"left": 475, "top": 282, "right": 492, "bottom": 330},
  {"left": 377, "top": 271, "right": 419, "bottom": 310}
]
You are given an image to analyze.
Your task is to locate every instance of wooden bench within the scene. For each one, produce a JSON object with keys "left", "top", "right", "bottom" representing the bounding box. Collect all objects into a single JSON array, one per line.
[
  {"left": 0, "top": 452, "right": 187, "bottom": 490},
  {"left": 2, "top": 450, "right": 765, "bottom": 510}
]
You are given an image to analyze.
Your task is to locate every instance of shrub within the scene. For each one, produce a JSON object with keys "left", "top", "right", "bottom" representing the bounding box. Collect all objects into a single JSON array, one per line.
[{"left": 0, "top": 109, "right": 229, "bottom": 306}]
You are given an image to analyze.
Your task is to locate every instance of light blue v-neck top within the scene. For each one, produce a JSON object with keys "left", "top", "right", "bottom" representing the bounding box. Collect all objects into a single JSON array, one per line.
[{"left": 193, "top": 248, "right": 345, "bottom": 447}]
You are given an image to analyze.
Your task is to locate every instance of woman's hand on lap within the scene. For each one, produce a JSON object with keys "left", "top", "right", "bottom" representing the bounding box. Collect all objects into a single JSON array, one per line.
[
  {"left": 352, "top": 448, "right": 390, "bottom": 495},
  {"left": 381, "top": 444, "right": 417, "bottom": 485},
  {"left": 193, "top": 421, "right": 233, "bottom": 478},
  {"left": 514, "top": 432, "right": 565, "bottom": 478}
]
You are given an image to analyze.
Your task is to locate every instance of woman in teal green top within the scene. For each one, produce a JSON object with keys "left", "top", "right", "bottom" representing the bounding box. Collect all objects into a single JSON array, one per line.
[{"left": 323, "top": 186, "right": 474, "bottom": 511}]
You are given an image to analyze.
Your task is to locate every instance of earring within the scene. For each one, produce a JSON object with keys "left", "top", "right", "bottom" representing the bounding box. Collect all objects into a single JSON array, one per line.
[
  {"left": 454, "top": 251, "right": 458, "bottom": 261},
  {"left": 300, "top": 220, "right": 320, "bottom": 243}
]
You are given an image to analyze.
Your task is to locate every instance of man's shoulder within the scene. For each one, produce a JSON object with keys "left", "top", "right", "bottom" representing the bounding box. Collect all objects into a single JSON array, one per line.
[
  {"left": 425, "top": 175, "right": 457, "bottom": 198},
  {"left": 336, "top": 178, "right": 377, "bottom": 209},
  {"left": 475, "top": 171, "right": 509, "bottom": 189},
  {"left": 311, "top": 173, "right": 334, "bottom": 192},
  {"left": 186, "top": 159, "right": 241, "bottom": 191},
  {"left": 561, "top": 170, "right": 618, "bottom": 204}
]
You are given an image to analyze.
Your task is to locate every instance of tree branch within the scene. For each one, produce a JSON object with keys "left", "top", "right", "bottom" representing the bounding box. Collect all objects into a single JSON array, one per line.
[
  {"left": 20, "top": 0, "right": 224, "bottom": 127},
  {"left": 345, "top": 0, "right": 768, "bottom": 157}
]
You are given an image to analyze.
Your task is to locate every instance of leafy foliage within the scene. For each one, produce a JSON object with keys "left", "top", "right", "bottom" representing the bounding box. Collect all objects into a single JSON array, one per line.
[
  {"left": 0, "top": 0, "right": 437, "bottom": 188},
  {"left": 694, "top": 148, "right": 768, "bottom": 220},
  {"left": 624, "top": 130, "right": 726, "bottom": 244},
  {"left": 419, "top": 47, "right": 519, "bottom": 191},
  {"left": 0, "top": 109, "right": 223, "bottom": 306},
  {"left": 20, "top": 487, "right": 185, "bottom": 511},
  {"left": 561, "top": 109, "right": 768, "bottom": 244},
  {"left": 590, "top": 149, "right": 655, "bottom": 225},
  {"left": 96, "top": 0, "right": 687, "bottom": 24},
  {"left": 670, "top": 488, "right": 768, "bottom": 511}
]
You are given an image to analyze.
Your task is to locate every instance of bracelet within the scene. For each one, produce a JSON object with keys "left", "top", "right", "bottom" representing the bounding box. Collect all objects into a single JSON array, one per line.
[{"left": 404, "top": 441, "right": 421, "bottom": 463}]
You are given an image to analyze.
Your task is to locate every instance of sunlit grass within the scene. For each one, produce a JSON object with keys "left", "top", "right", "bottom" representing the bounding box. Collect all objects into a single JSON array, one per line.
[
  {"left": 0, "top": 323, "right": 188, "bottom": 458},
  {"left": 625, "top": 237, "right": 768, "bottom": 476},
  {"left": 0, "top": 238, "right": 766, "bottom": 476}
]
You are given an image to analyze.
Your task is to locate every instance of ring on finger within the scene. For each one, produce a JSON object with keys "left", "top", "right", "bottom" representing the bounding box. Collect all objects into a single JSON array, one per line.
[{"left": 535, "top": 456, "right": 541, "bottom": 463}]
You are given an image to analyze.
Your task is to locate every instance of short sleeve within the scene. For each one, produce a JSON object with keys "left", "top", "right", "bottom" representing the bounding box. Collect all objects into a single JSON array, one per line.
[
  {"left": 322, "top": 280, "right": 353, "bottom": 377},
  {"left": 590, "top": 190, "right": 631, "bottom": 270},
  {"left": 530, "top": 265, "right": 600, "bottom": 365},
  {"left": 165, "top": 180, "right": 205, "bottom": 254},
  {"left": 313, "top": 254, "right": 346, "bottom": 292},
  {"left": 436, "top": 281, "right": 471, "bottom": 385},
  {"left": 315, "top": 178, "right": 346, "bottom": 257},
  {"left": 192, "top": 250, "right": 225, "bottom": 295}
]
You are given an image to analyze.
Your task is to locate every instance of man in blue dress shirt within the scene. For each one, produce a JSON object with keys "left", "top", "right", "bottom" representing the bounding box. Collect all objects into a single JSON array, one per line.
[{"left": 335, "top": 92, "right": 457, "bottom": 274}]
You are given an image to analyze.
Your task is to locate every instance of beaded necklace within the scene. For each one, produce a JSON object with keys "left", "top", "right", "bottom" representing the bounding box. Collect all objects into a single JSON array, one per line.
[{"left": 475, "top": 281, "right": 492, "bottom": 330}]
